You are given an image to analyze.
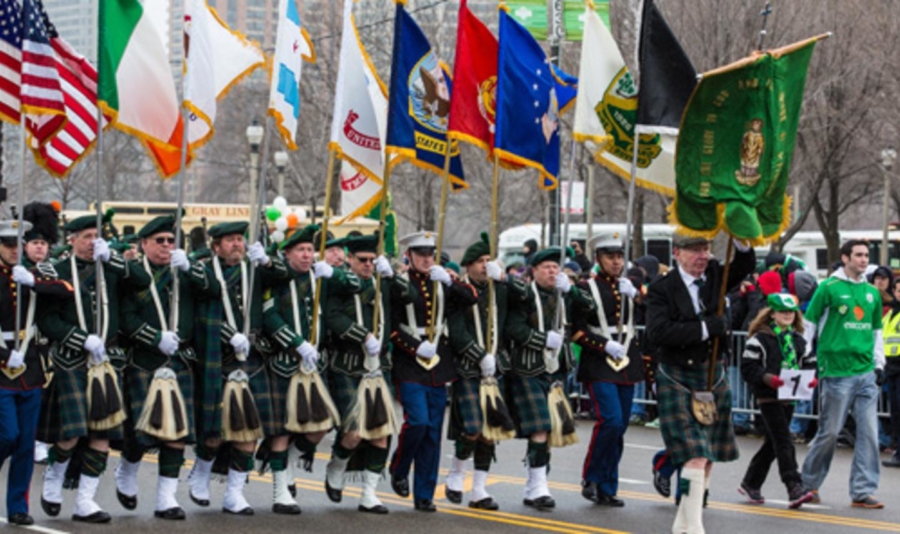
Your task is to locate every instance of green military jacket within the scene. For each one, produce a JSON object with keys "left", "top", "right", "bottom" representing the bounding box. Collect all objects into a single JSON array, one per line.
[
  {"left": 504, "top": 281, "right": 594, "bottom": 377},
  {"left": 448, "top": 277, "right": 530, "bottom": 379},
  {"left": 325, "top": 274, "right": 412, "bottom": 377},
  {"left": 120, "top": 258, "right": 220, "bottom": 371},
  {"left": 37, "top": 253, "right": 151, "bottom": 370},
  {"left": 263, "top": 265, "right": 360, "bottom": 377}
]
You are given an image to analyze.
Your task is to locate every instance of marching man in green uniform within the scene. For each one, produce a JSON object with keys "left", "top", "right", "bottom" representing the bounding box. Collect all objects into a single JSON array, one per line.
[
  {"left": 0, "top": 219, "right": 72, "bottom": 526},
  {"left": 114, "top": 215, "right": 220, "bottom": 520},
  {"left": 443, "top": 233, "right": 527, "bottom": 510},
  {"left": 572, "top": 233, "right": 645, "bottom": 507},
  {"left": 37, "top": 214, "right": 152, "bottom": 523},
  {"left": 323, "top": 234, "right": 410, "bottom": 514},
  {"left": 188, "top": 221, "right": 287, "bottom": 515},
  {"left": 388, "top": 231, "right": 477, "bottom": 512},
  {"left": 505, "top": 247, "right": 593, "bottom": 510},
  {"left": 261, "top": 224, "right": 359, "bottom": 514}
]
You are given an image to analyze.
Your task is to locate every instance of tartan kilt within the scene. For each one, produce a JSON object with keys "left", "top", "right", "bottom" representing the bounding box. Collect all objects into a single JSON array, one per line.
[
  {"left": 657, "top": 362, "right": 738, "bottom": 466},
  {"left": 266, "top": 370, "right": 291, "bottom": 436},
  {"left": 36, "top": 365, "right": 124, "bottom": 443},
  {"left": 122, "top": 358, "right": 195, "bottom": 447},
  {"left": 196, "top": 354, "right": 277, "bottom": 440},
  {"left": 328, "top": 372, "right": 361, "bottom": 433},
  {"left": 449, "top": 377, "right": 483, "bottom": 439},
  {"left": 505, "top": 372, "right": 552, "bottom": 438}
]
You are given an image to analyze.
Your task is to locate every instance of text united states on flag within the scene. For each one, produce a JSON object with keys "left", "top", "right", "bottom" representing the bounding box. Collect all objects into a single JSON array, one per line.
[
  {"left": 22, "top": 0, "right": 65, "bottom": 142},
  {"left": 0, "top": 0, "right": 22, "bottom": 124},
  {"left": 27, "top": 0, "right": 104, "bottom": 178}
]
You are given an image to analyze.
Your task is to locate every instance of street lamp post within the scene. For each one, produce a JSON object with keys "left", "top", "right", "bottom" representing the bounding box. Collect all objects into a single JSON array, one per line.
[
  {"left": 881, "top": 147, "right": 897, "bottom": 266},
  {"left": 246, "top": 121, "right": 264, "bottom": 218},
  {"left": 274, "top": 150, "right": 289, "bottom": 198}
]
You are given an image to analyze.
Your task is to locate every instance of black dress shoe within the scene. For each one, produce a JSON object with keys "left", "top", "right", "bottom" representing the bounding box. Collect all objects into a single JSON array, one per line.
[
  {"left": 581, "top": 481, "right": 599, "bottom": 503},
  {"left": 414, "top": 500, "right": 437, "bottom": 512},
  {"left": 189, "top": 491, "right": 210, "bottom": 507},
  {"left": 468, "top": 497, "right": 499, "bottom": 511},
  {"left": 154, "top": 507, "right": 186, "bottom": 520},
  {"left": 41, "top": 497, "right": 61, "bottom": 517},
  {"left": 222, "top": 506, "right": 254, "bottom": 516},
  {"left": 523, "top": 495, "right": 556, "bottom": 510},
  {"left": 596, "top": 493, "right": 625, "bottom": 507},
  {"left": 288, "top": 483, "right": 297, "bottom": 498},
  {"left": 653, "top": 470, "right": 671, "bottom": 498},
  {"left": 325, "top": 479, "right": 343, "bottom": 503},
  {"left": 391, "top": 473, "right": 410, "bottom": 498},
  {"left": 8, "top": 513, "right": 34, "bottom": 525},
  {"left": 445, "top": 485, "right": 463, "bottom": 504},
  {"left": 272, "top": 503, "right": 301, "bottom": 515},
  {"left": 72, "top": 510, "right": 112, "bottom": 523},
  {"left": 116, "top": 489, "right": 138, "bottom": 510},
  {"left": 358, "top": 503, "right": 389, "bottom": 515}
]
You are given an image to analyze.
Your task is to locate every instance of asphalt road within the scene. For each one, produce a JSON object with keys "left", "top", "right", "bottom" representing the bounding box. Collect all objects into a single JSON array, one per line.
[{"left": 4, "top": 416, "right": 900, "bottom": 534}]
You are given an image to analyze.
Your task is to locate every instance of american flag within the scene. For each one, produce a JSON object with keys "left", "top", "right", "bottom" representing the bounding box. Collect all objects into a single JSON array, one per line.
[
  {"left": 0, "top": 0, "right": 22, "bottom": 124},
  {"left": 21, "top": 0, "right": 64, "bottom": 141},
  {"left": 27, "top": 0, "right": 104, "bottom": 177}
]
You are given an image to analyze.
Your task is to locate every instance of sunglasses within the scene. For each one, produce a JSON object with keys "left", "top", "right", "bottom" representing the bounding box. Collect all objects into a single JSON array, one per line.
[
  {"left": 155, "top": 236, "right": 176, "bottom": 245},
  {"left": 354, "top": 256, "right": 376, "bottom": 264}
]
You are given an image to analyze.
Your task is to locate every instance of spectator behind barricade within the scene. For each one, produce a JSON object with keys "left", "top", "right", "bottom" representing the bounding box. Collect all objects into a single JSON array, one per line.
[
  {"left": 523, "top": 239, "right": 538, "bottom": 265},
  {"left": 563, "top": 260, "right": 582, "bottom": 283},
  {"left": 635, "top": 255, "right": 662, "bottom": 284},
  {"left": 867, "top": 265, "right": 894, "bottom": 316},
  {"left": 729, "top": 270, "right": 763, "bottom": 332},
  {"left": 787, "top": 269, "right": 820, "bottom": 443},
  {"left": 569, "top": 240, "right": 592, "bottom": 273}
]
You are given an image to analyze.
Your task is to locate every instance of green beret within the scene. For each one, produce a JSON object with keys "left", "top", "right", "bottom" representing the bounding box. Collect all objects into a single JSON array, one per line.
[
  {"left": 767, "top": 293, "right": 799, "bottom": 312},
  {"left": 208, "top": 221, "right": 248, "bottom": 239},
  {"left": 325, "top": 237, "right": 345, "bottom": 249},
  {"left": 137, "top": 215, "right": 176, "bottom": 239},
  {"left": 530, "top": 246, "right": 565, "bottom": 267},
  {"left": 345, "top": 235, "right": 378, "bottom": 254},
  {"left": 281, "top": 223, "right": 319, "bottom": 250},
  {"left": 64, "top": 212, "right": 112, "bottom": 233},
  {"left": 446, "top": 261, "right": 460, "bottom": 274},
  {"left": 461, "top": 232, "right": 491, "bottom": 266}
]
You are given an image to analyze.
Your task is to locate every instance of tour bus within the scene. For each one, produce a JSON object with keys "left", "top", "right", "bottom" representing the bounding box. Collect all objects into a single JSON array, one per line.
[{"left": 62, "top": 201, "right": 378, "bottom": 246}]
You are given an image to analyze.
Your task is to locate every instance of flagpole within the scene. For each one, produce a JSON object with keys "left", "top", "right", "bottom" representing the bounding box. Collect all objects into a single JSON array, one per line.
[
  {"left": 13, "top": 122, "right": 27, "bottom": 351},
  {"left": 428, "top": 141, "right": 453, "bottom": 343},
  {"left": 585, "top": 163, "right": 595, "bottom": 244},
  {"left": 486, "top": 151, "right": 501, "bottom": 354},
  {"left": 94, "top": 73, "right": 105, "bottom": 337},
  {"left": 310, "top": 148, "right": 337, "bottom": 347},
  {"left": 243, "top": 115, "right": 272, "bottom": 341},
  {"left": 623, "top": 127, "right": 640, "bottom": 265},
  {"left": 556, "top": 137, "right": 578, "bottom": 334},
  {"left": 170, "top": 63, "right": 191, "bottom": 331},
  {"left": 370, "top": 159, "right": 392, "bottom": 338}
]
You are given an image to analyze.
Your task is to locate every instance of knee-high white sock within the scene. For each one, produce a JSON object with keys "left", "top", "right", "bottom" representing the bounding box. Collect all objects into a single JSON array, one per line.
[
  {"left": 446, "top": 457, "right": 468, "bottom": 492},
  {"left": 671, "top": 467, "right": 706, "bottom": 534}
]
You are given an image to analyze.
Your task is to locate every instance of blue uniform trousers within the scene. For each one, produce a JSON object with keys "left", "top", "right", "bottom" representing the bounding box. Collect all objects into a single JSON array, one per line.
[
  {"left": 391, "top": 382, "right": 447, "bottom": 502},
  {"left": 582, "top": 381, "right": 633, "bottom": 496},
  {"left": 0, "top": 388, "right": 41, "bottom": 516}
]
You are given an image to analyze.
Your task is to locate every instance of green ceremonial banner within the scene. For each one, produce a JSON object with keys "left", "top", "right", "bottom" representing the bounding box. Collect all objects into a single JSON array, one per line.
[
  {"left": 505, "top": 0, "right": 548, "bottom": 41},
  {"left": 563, "top": 0, "right": 609, "bottom": 40},
  {"left": 673, "top": 36, "right": 825, "bottom": 244}
]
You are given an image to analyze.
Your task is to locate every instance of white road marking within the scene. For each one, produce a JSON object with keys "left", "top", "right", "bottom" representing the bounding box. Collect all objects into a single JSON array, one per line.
[{"left": 0, "top": 518, "right": 71, "bottom": 534}]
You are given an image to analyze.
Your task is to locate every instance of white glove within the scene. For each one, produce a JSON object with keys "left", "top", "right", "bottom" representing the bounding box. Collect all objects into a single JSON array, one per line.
[
  {"left": 6, "top": 349, "right": 24, "bottom": 369},
  {"left": 12, "top": 265, "right": 35, "bottom": 287},
  {"left": 480, "top": 353, "right": 497, "bottom": 378},
  {"left": 545, "top": 331, "right": 563, "bottom": 350},
  {"left": 313, "top": 261, "right": 334, "bottom": 279},
  {"left": 604, "top": 339, "right": 627, "bottom": 360},
  {"left": 157, "top": 331, "right": 180, "bottom": 356},
  {"left": 428, "top": 265, "right": 452, "bottom": 287},
  {"left": 170, "top": 249, "right": 190, "bottom": 272},
  {"left": 297, "top": 341, "right": 319, "bottom": 367},
  {"left": 416, "top": 340, "right": 437, "bottom": 360},
  {"left": 486, "top": 261, "right": 503, "bottom": 282},
  {"left": 93, "top": 238, "right": 110, "bottom": 263},
  {"left": 364, "top": 335, "right": 382, "bottom": 357},
  {"left": 554, "top": 272, "right": 571, "bottom": 293},
  {"left": 229, "top": 332, "right": 250, "bottom": 357},
  {"left": 247, "top": 241, "right": 270, "bottom": 266},
  {"left": 84, "top": 334, "right": 106, "bottom": 363},
  {"left": 618, "top": 277, "right": 638, "bottom": 299},
  {"left": 374, "top": 255, "right": 394, "bottom": 278}
]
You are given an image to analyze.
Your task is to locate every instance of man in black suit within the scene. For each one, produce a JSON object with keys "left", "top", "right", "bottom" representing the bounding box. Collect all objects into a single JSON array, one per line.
[{"left": 645, "top": 234, "right": 754, "bottom": 534}]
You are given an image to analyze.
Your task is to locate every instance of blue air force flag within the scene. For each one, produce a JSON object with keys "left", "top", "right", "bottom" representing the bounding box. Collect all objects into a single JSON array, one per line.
[
  {"left": 267, "top": 0, "right": 315, "bottom": 150},
  {"left": 385, "top": 3, "right": 465, "bottom": 188},
  {"left": 495, "top": 8, "right": 560, "bottom": 189}
]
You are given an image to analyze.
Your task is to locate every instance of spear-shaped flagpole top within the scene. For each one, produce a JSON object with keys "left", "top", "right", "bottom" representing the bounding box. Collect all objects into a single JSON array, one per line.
[{"left": 757, "top": 1, "right": 773, "bottom": 51}]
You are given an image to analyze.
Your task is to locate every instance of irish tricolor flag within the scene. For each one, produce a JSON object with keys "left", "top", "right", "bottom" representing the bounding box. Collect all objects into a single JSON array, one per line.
[{"left": 98, "top": 0, "right": 185, "bottom": 178}]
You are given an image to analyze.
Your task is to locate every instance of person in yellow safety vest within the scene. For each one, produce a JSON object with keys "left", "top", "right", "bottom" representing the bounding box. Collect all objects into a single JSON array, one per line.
[{"left": 882, "top": 279, "right": 900, "bottom": 468}]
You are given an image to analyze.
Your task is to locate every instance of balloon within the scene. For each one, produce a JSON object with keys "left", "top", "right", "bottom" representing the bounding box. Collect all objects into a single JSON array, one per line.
[
  {"left": 275, "top": 217, "right": 288, "bottom": 232},
  {"left": 294, "top": 207, "right": 308, "bottom": 221},
  {"left": 266, "top": 207, "right": 281, "bottom": 221},
  {"left": 286, "top": 214, "right": 299, "bottom": 229},
  {"left": 273, "top": 196, "right": 288, "bottom": 211},
  {"left": 271, "top": 230, "right": 285, "bottom": 243}
]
